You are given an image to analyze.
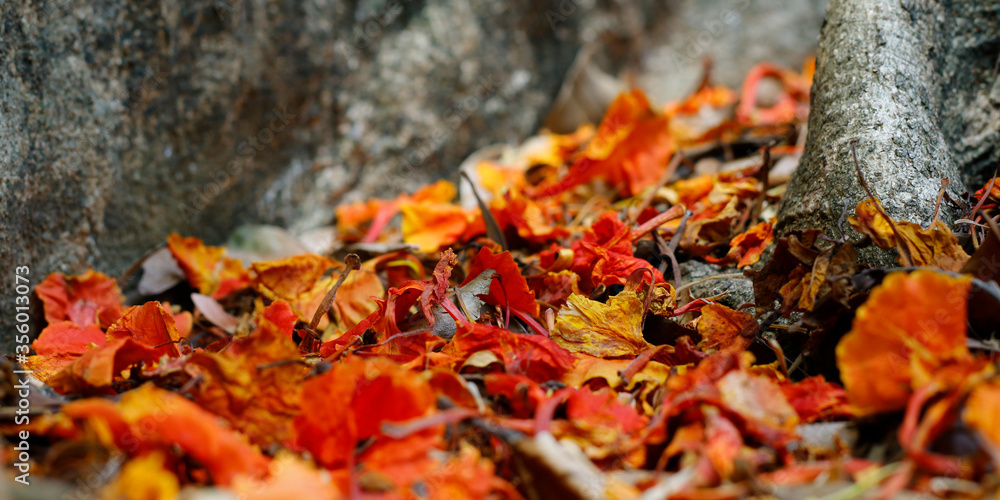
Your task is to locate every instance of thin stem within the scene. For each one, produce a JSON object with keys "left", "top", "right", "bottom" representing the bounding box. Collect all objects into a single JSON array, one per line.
[
  {"left": 631, "top": 152, "right": 684, "bottom": 224},
  {"left": 461, "top": 171, "right": 508, "bottom": 251},
  {"left": 309, "top": 254, "right": 362, "bottom": 331},
  {"left": 929, "top": 177, "right": 949, "bottom": 227},
  {"left": 674, "top": 273, "right": 744, "bottom": 294},
  {"left": 850, "top": 140, "right": 913, "bottom": 266}
]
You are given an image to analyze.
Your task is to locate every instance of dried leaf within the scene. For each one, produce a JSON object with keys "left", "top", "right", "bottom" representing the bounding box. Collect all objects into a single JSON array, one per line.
[
  {"left": 167, "top": 234, "right": 250, "bottom": 298},
  {"left": 696, "top": 303, "right": 759, "bottom": 355},
  {"left": 552, "top": 292, "right": 649, "bottom": 358},
  {"left": 836, "top": 271, "right": 973, "bottom": 416},
  {"left": 35, "top": 270, "right": 125, "bottom": 329},
  {"left": 292, "top": 356, "right": 438, "bottom": 469},
  {"left": 849, "top": 199, "right": 969, "bottom": 272}
]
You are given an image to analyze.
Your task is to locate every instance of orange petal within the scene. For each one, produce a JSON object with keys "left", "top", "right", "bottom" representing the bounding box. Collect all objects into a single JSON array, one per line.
[
  {"left": 167, "top": 234, "right": 250, "bottom": 298},
  {"left": 187, "top": 301, "right": 305, "bottom": 447},
  {"left": 292, "top": 357, "right": 438, "bottom": 469},
  {"left": 32, "top": 321, "right": 105, "bottom": 356},
  {"left": 47, "top": 338, "right": 166, "bottom": 394},
  {"left": 731, "top": 220, "right": 775, "bottom": 268},
  {"left": 963, "top": 380, "right": 1000, "bottom": 457},
  {"left": 697, "top": 304, "right": 759, "bottom": 355},
  {"left": 400, "top": 202, "right": 471, "bottom": 252},
  {"left": 113, "top": 384, "right": 269, "bottom": 485},
  {"left": 233, "top": 454, "right": 343, "bottom": 500},
  {"left": 536, "top": 90, "right": 674, "bottom": 197},
  {"left": 251, "top": 254, "right": 339, "bottom": 326},
  {"left": 335, "top": 199, "right": 382, "bottom": 234},
  {"left": 100, "top": 451, "right": 179, "bottom": 500},
  {"left": 847, "top": 199, "right": 896, "bottom": 249},
  {"left": 445, "top": 323, "right": 575, "bottom": 382},
  {"left": 35, "top": 270, "right": 125, "bottom": 328},
  {"left": 464, "top": 247, "right": 539, "bottom": 317},
  {"left": 836, "top": 270, "right": 972, "bottom": 416},
  {"left": 106, "top": 302, "right": 181, "bottom": 358},
  {"left": 409, "top": 179, "right": 458, "bottom": 203},
  {"left": 780, "top": 376, "right": 854, "bottom": 422}
]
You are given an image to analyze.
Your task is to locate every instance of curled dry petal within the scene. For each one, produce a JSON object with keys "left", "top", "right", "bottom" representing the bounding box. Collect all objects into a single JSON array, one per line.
[
  {"left": 836, "top": 271, "right": 973, "bottom": 416},
  {"left": 35, "top": 270, "right": 125, "bottom": 328},
  {"left": 552, "top": 291, "right": 650, "bottom": 358}
]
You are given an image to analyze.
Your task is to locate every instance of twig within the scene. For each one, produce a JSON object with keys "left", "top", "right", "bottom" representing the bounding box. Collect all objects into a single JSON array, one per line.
[
  {"left": 968, "top": 173, "right": 996, "bottom": 248},
  {"left": 766, "top": 337, "right": 788, "bottom": 378},
  {"left": 625, "top": 268, "right": 656, "bottom": 328},
  {"left": 983, "top": 211, "right": 1000, "bottom": 246},
  {"left": 257, "top": 359, "right": 310, "bottom": 371},
  {"left": 669, "top": 210, "right": 691, "bottom": 256},
  {"left": 627, "top": 205, "right": 686, "bottom": 242},
  {"left": 835, "top": 198, "right": 851, "bottom": 242},
  {"left": 453, "top": 286, "right": 473, "bottom": 322},
  {"left": 675, "top": 273, "right": 744, "bottom": 294},
  {"left": 461, "top": 171, "right": 508, "bottom": 251},
  {"left": 567, "top": 195, "right": 602, "bottom": 228},
  {"left": 747, "top": 141, "right": 775, "bottom": 228},
  {"left": 653, "top": 230, "right": 680, "bottom": 286},
  {"left": 929, "top": 177, "right": 949, "bottom": 227},
  {"left": 850, "top": 140, "right": 914, "bottom": 266},
  {"left": 493, "top": 273, "right": 511, "bottom": 329},
  {"left": 786, "top": 354, "right": 804, "bottom": 376},
  {"left": 631, "top": 152, "right": 684, "bottom": 224},
  {"left": 655, "top": 210, "right": 692, "bottom": 288},
  {"left": 813, "top": 462, "right": 901, "bottom": 500},
  {"left": 308, "top": 254, "right": 362, "bottom": 331}
]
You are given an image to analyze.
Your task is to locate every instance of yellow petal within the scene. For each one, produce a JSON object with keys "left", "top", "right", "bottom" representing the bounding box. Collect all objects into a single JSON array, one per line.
[{"left": 552, "top": 292, "right": 649, "bottom": 357}]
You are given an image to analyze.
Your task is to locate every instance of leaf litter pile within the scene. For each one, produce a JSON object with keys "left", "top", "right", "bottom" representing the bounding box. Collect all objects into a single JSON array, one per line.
[{"left": 6, "top": 59, "right": 1000, "bottom": 499}]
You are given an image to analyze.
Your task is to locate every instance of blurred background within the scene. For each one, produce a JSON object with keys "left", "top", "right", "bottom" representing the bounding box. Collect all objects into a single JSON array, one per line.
[{"left": 0, "top": 0, "right": 826, "bottom": 346}]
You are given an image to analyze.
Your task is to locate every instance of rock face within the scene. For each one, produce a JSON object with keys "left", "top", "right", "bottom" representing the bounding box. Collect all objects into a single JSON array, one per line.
[
  {"left": 0, "top": 0, "right": 826, "bottom": 349},
  {"left": 0, "top": 0, "right": 592, "bottom": 345}
]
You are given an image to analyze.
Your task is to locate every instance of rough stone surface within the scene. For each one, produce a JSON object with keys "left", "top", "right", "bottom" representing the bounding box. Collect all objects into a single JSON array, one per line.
[
  {"left": 679, "top": 260, "right": 754, "bottom": 311},
  {"left": 777, "top": 0, "right": 1000, "bottom": 265},
  {"left": 0, "top": 0, "right": 597, "bottom": 347}
]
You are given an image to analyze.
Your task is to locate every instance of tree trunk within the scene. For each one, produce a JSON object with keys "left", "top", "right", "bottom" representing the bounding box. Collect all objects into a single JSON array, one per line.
[{"left": 778, "top": 0, "right": 1000, "bottom": 264}]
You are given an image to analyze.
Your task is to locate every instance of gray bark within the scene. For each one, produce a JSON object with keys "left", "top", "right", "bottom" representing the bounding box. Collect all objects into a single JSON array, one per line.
[{"left": 778, "top": 0, "right": 1000, "bottom": 264}]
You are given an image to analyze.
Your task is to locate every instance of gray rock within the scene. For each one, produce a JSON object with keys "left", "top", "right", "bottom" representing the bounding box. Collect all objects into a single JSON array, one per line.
[
  {"left": 0, "top": 0, "right": 593, "bottom": 348},
  {"left": 679, "top": 260, "right": 754, "bottom": 310},
  {"left": 0, "top": 0, "right": 827, "bottom": 350}
]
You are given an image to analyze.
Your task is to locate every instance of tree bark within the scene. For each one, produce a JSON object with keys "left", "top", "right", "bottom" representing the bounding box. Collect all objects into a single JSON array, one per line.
[{"left": 778, "top": 0, "right": 1000, "bottom": 264}]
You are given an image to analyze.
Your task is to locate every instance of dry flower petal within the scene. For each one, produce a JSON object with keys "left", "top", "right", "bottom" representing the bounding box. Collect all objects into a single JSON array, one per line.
[
  {"left": 552, "top": 291, "right": 649, "bottom": 358},
  {"left": 836, "top": 271, "right": 972, "bottom": 416}
]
